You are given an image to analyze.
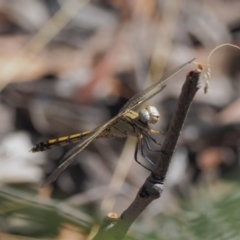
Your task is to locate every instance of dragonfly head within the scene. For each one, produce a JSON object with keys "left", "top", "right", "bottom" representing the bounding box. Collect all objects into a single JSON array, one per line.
[{"left": 139, "top": 106, "right": 160, "bottom": 124}]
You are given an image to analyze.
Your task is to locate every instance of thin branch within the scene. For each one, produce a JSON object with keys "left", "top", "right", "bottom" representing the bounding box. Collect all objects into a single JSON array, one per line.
[{"left": 93, "top": 66, "right": 202, "bottom": 240}]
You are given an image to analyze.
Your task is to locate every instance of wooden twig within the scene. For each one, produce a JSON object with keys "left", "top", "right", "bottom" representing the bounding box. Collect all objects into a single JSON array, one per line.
[{"left": 93, "top": 66, "right": 202, "bottom": 240}]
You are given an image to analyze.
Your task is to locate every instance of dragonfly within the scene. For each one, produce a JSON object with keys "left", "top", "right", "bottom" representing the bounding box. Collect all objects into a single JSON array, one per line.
[{"left": 31, "top": 58, "right": 195, "bottom": 187}]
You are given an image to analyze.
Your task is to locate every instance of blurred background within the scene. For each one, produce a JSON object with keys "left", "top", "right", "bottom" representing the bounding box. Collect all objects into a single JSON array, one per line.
[{"left": 0, "top": 0, "right": 240, "bottom": 239}]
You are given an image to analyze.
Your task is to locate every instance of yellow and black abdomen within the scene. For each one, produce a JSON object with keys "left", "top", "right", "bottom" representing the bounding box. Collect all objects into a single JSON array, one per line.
[
  {"left": 30, "top": 128, "right": 117, "bottom": 153},
  {"left": 30, "top": 131, "right": 91, "bottom": 152},
  {"left": 30, "top": 110, "right": 146, "bottom": 153}
]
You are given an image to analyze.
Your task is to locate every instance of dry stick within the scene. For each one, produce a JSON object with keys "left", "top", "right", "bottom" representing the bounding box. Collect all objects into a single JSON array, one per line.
[
  {"left": 92, "top": 67, "right": 202, "bottom": 240},
  {"left": 203, "top": 43, "right": 240, "bottom": 93}
]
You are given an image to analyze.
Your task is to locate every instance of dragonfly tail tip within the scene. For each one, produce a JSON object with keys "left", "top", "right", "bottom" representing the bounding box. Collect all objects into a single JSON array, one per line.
[{"left": 29, "top": 146, "right": 40, "bottom": 153}]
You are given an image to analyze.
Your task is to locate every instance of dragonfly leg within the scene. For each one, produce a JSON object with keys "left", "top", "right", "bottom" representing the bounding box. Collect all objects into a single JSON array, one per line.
[
  {"left": 142, "top": 137, "right": 165, "bottom": 184},
  {"left": 145, "top": 132, "right": 162, "bottom": 146},
  {"left": 134, "top": 138, "right": 153, "bottom": 173},
  {"left": 140, "top": 136, "right": 155, "bottom": 166},
  {"left": 150, "top": 129, "right": 166, "bottom": 135},
  {"left": 143, "top": 137, "right": 161, "bottom": 152}
]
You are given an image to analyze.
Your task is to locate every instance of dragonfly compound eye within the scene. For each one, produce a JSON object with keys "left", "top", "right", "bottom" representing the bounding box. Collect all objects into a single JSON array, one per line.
[
  {"left": 139, "top": 108, "right": 150, "bottom": 123},
  {"left": 146, "top": 106, "right": 160, "bottom": 124}
]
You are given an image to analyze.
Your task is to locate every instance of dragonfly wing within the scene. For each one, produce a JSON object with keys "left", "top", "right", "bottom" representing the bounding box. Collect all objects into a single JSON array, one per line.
[
  {"left": 42, "top": 59, "right": 195, "bottom": 186},
  {"left": 42, "top": 137, "right": 92, "bottom": 187},
  {"left": 42, "top": 113, "right": 124, "bottom": 187},
  {"left": 120, "top": 58, "right": 195, "bottom": 113},
  {"left": 132, "top": 85, "right": 167, "bottom": 108}
]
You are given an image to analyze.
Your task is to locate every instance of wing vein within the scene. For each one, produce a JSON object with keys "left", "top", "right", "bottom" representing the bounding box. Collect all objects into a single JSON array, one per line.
[{"left": 42, "top": 58, "right": 195, "bottom": 186}]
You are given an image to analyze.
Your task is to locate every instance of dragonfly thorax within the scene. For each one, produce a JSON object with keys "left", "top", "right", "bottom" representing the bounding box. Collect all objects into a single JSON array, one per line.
[{"left": 139, "top": 106, "right": 160, "bottom": 124}]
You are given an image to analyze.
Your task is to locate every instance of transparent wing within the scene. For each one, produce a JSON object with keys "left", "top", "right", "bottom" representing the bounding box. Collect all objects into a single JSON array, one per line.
[
  {"left": 42, "top": 113, "right": 123, "bottom": 186},
  {"left": 120, "top": 58, "right": 195, "bottom": 112},
  {"left": 42, "top": 58, "right": 195, "bottom": 186}
]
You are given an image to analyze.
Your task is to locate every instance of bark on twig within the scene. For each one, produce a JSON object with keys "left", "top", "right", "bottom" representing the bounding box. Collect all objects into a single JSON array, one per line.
[{"left": 93, "top": 67, "right": 202, "bottom": 240}]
